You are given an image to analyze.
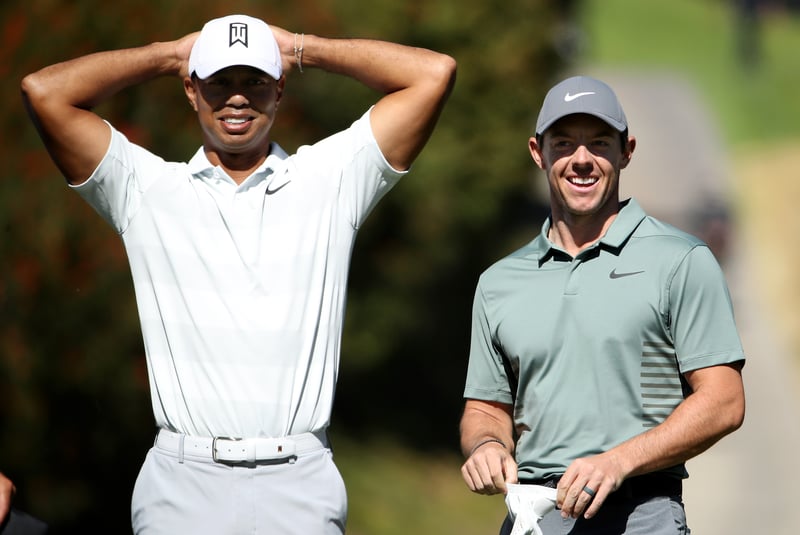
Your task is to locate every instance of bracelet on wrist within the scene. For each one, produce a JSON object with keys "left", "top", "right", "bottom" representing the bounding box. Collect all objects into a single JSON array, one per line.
[
  {"left": 293, "top": 33, "right": 304, "bottom": 73},
  {"left": 469, "top": 438, "right": 506, "bottom": 457}
]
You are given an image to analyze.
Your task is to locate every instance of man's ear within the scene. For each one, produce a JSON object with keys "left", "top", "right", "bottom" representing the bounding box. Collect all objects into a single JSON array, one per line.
[
  {"left": 620, "top": 135, "right": 636, "bottom": 169},
  {"left": 275, "top": 75, "right": 286, "bottom": 105},
  {"left": 529, "top": 136, "right": 545, "bottom": 170},
  {"left": 184, "top": 77, "right": 198, "bottom": 111}
]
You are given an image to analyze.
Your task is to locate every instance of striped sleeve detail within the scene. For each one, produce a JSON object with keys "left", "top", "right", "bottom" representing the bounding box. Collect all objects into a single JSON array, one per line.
[{"left": 640, "top": 341, "right": 684, "bottom": 428}]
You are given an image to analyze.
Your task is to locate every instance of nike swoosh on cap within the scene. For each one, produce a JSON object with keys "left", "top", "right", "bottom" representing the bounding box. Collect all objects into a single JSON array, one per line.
[{"left": 564, "top": 91, "right": 595, "bottom": 102}]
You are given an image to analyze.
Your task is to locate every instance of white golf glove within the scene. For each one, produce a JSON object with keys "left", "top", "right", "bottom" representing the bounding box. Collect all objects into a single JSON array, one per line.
[{"left": 505, "top": 483, "right": 558, "bottom": 535}]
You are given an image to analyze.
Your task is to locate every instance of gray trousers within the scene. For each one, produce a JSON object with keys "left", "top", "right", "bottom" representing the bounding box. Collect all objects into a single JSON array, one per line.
[
  {"left": 131, "top": 445, "right": 347, "bottom": 534},
  {"left": 500, "top": 495, "right": 690, "bottom": 535}
]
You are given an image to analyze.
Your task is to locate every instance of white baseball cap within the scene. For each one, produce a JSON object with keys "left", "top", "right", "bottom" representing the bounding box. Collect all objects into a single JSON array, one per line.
[
  {"left": 188, "top": 14, "right": 282, "bottom": 80},
  {"left": 535, "top": 76, "right": 628, "bottom": 136}
]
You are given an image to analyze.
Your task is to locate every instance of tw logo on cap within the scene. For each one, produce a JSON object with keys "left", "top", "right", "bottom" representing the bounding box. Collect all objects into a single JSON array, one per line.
[{"left": 229, "top": 22, "right": 249, "bottom": 47}]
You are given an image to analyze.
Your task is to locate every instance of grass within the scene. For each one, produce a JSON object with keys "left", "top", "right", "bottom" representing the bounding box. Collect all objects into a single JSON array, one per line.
[
  {"left": 580, "top": 0, "right": 800, "bottom": 145},
  {"left": 334, "top": 435, "right": 507, "bottom": 535},
  {"left": 340, "top": 2, "right": 800, "bottom": 533}
]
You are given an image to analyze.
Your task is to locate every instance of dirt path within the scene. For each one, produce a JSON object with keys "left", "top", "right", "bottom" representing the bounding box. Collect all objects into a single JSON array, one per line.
[
  {"left": 684, "top": 240, "right": 800, "bottom": 534},
  {"left": 591, "top": 69, "right": 800, "bottom": 534}
]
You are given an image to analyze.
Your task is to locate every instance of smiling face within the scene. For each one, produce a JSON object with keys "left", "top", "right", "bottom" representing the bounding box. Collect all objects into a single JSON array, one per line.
[
  {"left": 184, "top": 65, "right": 284, "bottom": 174},
  {"left": 530, "top": 113, "right": 635, "bottom": 229}
]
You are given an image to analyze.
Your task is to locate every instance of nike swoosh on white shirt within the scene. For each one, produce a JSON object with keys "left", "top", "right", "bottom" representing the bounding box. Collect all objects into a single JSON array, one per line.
[
  {"left": 265, "top": 180, "right": 291, "bottom": 195},
  {"left": 564, "top": 91, "right": 596, "bottom": 102}
]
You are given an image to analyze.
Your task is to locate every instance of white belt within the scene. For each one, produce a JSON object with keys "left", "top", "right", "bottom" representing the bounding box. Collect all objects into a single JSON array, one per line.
[{"left": 154, "top": 428, "right": 328, "bottom": 464}]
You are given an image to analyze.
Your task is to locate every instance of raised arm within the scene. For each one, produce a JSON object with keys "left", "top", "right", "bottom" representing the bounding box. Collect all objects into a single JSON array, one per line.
[
  {"left": 270, "top": 27, "right": 456, "bottom": 171},
  {"left": 460, "top": 399, "right": 518, "bottom": 495},
  {"left": 21, "top": 33, "right": 198, "bottom": 185}
]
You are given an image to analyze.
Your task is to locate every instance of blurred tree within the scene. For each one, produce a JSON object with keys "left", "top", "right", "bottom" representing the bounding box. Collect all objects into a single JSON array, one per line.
[
  {"left": 329, "top": 0, "right": 560, "bottom": 447},
  {"left": 1, "top": 0, "right": 571, "bottom": 531}
]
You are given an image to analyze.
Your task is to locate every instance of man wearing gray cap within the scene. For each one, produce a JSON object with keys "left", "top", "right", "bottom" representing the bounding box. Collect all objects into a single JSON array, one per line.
[
  {"left": 22, "top": 13, "right": 455, "bottom": 535},
  {"left": 459, "top": 76, "right": 745, "bottom": 534}
]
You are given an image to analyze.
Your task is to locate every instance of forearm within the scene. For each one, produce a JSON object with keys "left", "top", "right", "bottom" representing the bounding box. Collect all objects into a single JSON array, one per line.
[
  {"left": 22, "top": 41, "right": 183, "bottom": 111},
  {"left": 610, "top": 365, "right": 745, "bottom": 478},
  {"left": 21, "top": 35, "right": 196, "bottom": 184},
  {"left": 460, "top": 400, "right": 518, "bottom": 494},
  {"left": 298, "top": 35, "right": 454, "bottom": 94},
  {"left": 460, "top": 400, "right": 515, "bottom": 458},
  {"left": 556, "top": 364, "right": 744, "bottom": 520},
  {"left": 281, "top": 31, "right": 455, "bottom": 169}
]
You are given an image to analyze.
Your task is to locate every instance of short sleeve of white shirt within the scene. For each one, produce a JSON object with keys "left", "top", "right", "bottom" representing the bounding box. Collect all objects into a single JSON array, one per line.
[{"left": 67, "top": 110, "right": 407, "bottom": 438}]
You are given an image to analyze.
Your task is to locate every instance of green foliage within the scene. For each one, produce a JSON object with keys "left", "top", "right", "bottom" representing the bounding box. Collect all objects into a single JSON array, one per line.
[
  {"left": 579, "top": 0, "right": 800, "bottom": 145},
  {"left": 331, "top": 1, "right": 562, "bottom": 446},
  {"left": 2, "top": 0, "right": 567, "bottom": 531}
]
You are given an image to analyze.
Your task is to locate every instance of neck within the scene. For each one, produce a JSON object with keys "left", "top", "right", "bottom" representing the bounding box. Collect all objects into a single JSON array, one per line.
[
  {"left": 203, "top": 140, "right": 272, "bottom": 184},
  {"left": 205, "top": 145, "right": 272, "bottom": 185},
  {"left": 548, "top": 205, "right": 621, "bottom": 257}
]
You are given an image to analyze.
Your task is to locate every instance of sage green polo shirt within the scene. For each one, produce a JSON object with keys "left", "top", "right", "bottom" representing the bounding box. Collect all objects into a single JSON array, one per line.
[{"left": 463, "top": 199, "right": 745, "bottom": 480}]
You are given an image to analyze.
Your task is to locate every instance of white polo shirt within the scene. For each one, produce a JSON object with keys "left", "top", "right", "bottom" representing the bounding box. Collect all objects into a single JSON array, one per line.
[{"left": 73, "top": 110, "right": 405, "bottom": 439}]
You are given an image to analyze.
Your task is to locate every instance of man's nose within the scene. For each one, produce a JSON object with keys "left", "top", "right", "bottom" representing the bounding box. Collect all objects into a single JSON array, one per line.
[
  {"left": 572, "top": 145, "right": 592, "bottom": 162},
  {"left": 226, "top": 91, "right": 249, "bottom": 106},
  {"left": 571, "top": 144, "right": 593, "bottom": 166}
]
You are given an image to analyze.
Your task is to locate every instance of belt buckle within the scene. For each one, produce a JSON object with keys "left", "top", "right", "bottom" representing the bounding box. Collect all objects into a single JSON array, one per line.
[
  {"left": 212, "top": 436, "right": 299, "bottom": 463},
  {"left": 270, "top": 439, "right": 296, "bottom": 459},
  {"left": 212, "top": 436, "right": 241, "bottom": 463}
]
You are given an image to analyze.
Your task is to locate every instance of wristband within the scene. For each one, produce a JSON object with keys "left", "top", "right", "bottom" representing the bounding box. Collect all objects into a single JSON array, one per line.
[{"left": 469, "top": 438, "right": 506, "bottom": 457}]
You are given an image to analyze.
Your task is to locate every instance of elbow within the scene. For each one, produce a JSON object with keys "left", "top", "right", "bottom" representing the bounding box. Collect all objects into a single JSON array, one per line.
[
  {"left": 417, "top": 52, "right": 456, "bottom": 100},
  {"left": 716, "top": 389, "right": 745, "bottom": 438},
  {"left": 435, "top": 54, "right": 457, "bottom": 96},
  {"left": 727, "top": 369, "right": 746, "bottom": 433},
  {"left": 20, "top": 72, "right": 47, "bottom": 117},
  {"left": 727, "top": 395, "right": 746, "bottom": 434},
  {"left": 20, "top": 73, "right": 35, "bottom": 107},
  {"left": 439, "top": 53, "right": 457, "bottom": 80},
  {"left": 21, "top": 72, "right": 40, "bottom": 102},
  {"left": 689, "top": 362, "right": 746, "bottom": 439}
]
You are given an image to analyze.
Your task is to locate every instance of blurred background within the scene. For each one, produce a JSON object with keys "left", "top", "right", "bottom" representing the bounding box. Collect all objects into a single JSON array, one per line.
[{"left": 1, "top": 0, "right": 799, "bottom": 533}]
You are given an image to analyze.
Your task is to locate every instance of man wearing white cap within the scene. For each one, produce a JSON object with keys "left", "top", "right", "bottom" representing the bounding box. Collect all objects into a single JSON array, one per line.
[
  {"left": 459, "top": 76, "right": 745, "bottom": 534},
  {"left": 22, "top": 13, "right": 455, "bottom": 534}
]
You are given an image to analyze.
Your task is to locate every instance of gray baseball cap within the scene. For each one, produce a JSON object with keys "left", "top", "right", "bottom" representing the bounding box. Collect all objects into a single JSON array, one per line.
[{"left": 535, "top": 76, "right": 628, "bottom": 136}]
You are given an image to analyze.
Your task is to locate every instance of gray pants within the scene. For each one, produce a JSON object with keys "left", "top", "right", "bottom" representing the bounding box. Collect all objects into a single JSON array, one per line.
[
  {"left": 131, "top": 445, "right": 347, "bottom": 534},
  {"left": 500, "top": 495, "right": 690, "bottom": 535}
]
